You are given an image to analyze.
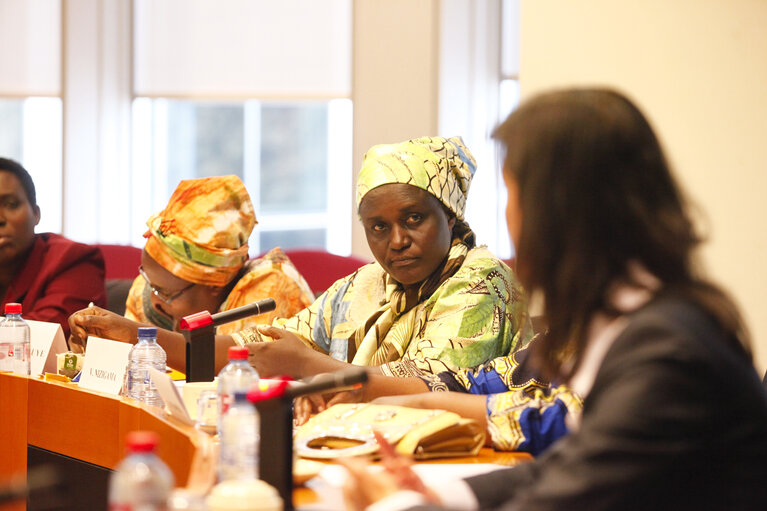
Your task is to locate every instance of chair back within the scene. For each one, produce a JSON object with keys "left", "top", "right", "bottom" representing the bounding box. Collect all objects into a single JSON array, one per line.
[
  {"left": 280, "top": 249, "right": 369, "bottom": 296},
  {"left": 95, "top": 244, "right": 142, "bottom": 280},
  {"left": 96, "top": 244, "right": 142, "bottom": 315}
]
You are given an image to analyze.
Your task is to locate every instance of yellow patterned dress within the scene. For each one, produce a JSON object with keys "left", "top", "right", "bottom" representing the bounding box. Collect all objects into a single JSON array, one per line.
[
  {"left": 422, "top": 338, "right": 583, "bottom": 455},
  {"left": 231, "top": 246, "right": 532, "bottom": 379},
  {"left": 125, "top": 247, "right": 314, "bottom": 335}
]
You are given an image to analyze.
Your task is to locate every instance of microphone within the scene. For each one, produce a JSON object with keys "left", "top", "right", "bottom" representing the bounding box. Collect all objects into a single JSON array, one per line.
[
  {"left": 181, "top": 298, "right": 276, "bottom": 382},
  {"left": 249, "top": 367, "right": 369, "bottom": 510},
  {"left": 212, "top": 298, "right": 276, "bottom": 325},
  {"left": 247, "top": 367, "right": 369, "bottom": 403},
  {"left": 180, "top": 298, "right": 276, "bottom": 330},
  {"left": 285, "top": 368, "right": 369, "bottom": 399}
]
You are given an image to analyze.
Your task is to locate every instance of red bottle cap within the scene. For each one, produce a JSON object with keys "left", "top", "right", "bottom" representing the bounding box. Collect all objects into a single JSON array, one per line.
[
  {"left": 125, "top": 431, "right": 159, "bottom": 453},
  {"left": 4, "top": 303, "right": 21, "bottom": 314},
  {"left": 227, "top": 346, "right": 249, "bottom": 361}
]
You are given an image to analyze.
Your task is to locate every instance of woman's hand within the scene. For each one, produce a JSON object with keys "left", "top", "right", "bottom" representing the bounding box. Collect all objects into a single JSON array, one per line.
[
  {"left": 247, "top": 326, "right": 346, "bottom": 378},
  {"left": 339, "top": 456, "right": 401, "bottom": 511},
  {"left": 339, "top": 431, "right": 440, "bottom": 511},
  {"left": 68, "top": 306, "right": 141, "bottom": 351}
]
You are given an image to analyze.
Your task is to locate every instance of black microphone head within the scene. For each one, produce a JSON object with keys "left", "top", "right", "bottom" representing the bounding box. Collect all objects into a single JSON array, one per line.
[{"left": 337, "top": 367, "right": 368, "bottom": 386}]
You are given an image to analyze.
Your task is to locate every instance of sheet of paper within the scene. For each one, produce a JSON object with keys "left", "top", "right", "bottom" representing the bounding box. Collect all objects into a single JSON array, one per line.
[
  {"left": 150, "top": 367, "right": 194, "bottom": 426},
  {"left": 317, "top": 463, "right": 505, "bottom": 488},
  {"left": 27, "top": 320, "right": 67, "bottom": 376},
  {"left": 78, "top": 337, "right": 132, "bottom": 395},
  {"left": 300, "top": 463, "right": 509, "bottom": 511}
]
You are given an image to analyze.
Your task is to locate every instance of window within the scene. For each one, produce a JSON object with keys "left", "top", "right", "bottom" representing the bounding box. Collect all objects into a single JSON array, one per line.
[
  {"left": 131, "top": 98, "right": 352, "bottom": 254},
  {"left": 131, "top": 0, "right": 353, "bottom": 254},
  {"left": 0, "top": 98, "right": 62, "bottom": 233},
  {"left": 0, "top": 0, "right": 62, "bottom": 234}
]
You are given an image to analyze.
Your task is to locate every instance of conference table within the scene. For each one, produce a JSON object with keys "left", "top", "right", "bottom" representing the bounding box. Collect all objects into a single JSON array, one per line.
[{"left": 0, "top": 372, "right": 531, "bottom": 510}]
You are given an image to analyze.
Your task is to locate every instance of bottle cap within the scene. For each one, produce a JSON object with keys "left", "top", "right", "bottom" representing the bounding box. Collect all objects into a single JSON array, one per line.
[
  {"left": 4, "top": 303, "right": 21, "bottom": 314},
  {"left": 227, "top": 346, "right": 249, "bottom": 361},
  {"left": 125, "top": 430, "right": 159, "bottom": 453},
  {"left": 138, "top": 326, "right": 158, "bottom": 339}
]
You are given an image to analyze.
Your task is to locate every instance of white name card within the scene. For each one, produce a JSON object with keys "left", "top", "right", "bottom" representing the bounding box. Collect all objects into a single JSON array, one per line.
[
  {"left": 78, "top": 337, "right": 132, "bottom": 395},
  {"left": 27, "top": 320, "right": 67, "bottom": 376},
  {"left": 149, "top": 367, "right": 194, "bottom": 426}
]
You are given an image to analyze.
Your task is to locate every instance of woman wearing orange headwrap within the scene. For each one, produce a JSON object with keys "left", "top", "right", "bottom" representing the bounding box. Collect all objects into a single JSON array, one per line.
[{"left": 68, "top": 175, "right": 314, "bottom": 372}]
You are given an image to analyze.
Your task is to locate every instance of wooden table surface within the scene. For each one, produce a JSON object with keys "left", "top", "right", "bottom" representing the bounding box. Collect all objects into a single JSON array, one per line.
[
  {"left": 293, "top": 448, "right": 532, "bottom": 508},
  {"left": 2, "top": 372, "right": 532, "bottom": 511}
]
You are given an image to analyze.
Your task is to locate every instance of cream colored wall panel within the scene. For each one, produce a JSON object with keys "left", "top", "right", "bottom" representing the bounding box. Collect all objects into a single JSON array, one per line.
[
  {"left": 351, "top": 0, "right": 440, "bottom": 259},
  {"left": 521, "top": 0, "right": 767, "bottom": 371},
  {"left": 134, "top": 0, "right": 351, "bottom": 98}
]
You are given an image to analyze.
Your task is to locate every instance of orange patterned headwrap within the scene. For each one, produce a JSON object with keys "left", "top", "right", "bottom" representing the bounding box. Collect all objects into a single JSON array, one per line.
[{"left": 144, "top": 175, "right": 256, "bottom": 287}]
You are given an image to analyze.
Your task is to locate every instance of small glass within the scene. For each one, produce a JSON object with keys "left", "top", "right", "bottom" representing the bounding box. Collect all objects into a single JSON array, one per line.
[{"left": 195, "top": 390, "right": 218, "bottom": 435}]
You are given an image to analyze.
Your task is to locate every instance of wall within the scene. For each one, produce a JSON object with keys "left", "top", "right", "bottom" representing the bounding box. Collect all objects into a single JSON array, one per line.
[
  {"left": 351, "top": 0, "right": 441, "bottom": 260},
  {"left": 521, "top": 0, "right": 767, "bottom": 371}
]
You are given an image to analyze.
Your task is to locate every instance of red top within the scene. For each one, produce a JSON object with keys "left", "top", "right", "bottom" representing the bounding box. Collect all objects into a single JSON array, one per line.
[
  {"left": 179, "top": 310, "right": 213, "bottom": 330},
  {"left": 228, "top": 346, "right": 248, "bottom": 360},
  {"left": 4, "top": 302, "right": 21, "bottom": 314},
  {"left": 1, "top": 233, "right": 106, "bottom": 337},
  {"left": 247, "top": 377, "right": 293, "bottom": 403},
  {"left": 125, "top": 430, "right": 159, "bottom": 453}
]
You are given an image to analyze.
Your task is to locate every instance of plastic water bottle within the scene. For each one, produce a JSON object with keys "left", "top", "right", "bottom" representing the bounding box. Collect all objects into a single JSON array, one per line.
[
  {"left": 218, "top": 392, "right": 259, "bottom": 482},
  {"left": 0, "top": 303, "right": 31, "bottom": 376},
  {"left": 217, "top": 346, "right": 258, "bottom": 434},
  {"left": 126, "top": 327, "right": 166, "bottom": 407},
  {"left": 108, "top": 430, "right": 174, "bottom": 511}
]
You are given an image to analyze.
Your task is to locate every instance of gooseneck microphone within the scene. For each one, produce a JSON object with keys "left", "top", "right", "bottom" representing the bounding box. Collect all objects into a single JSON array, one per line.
[
  {"left": 251, "top": 367, "right": 370, "bottom": 511},
  {"left": 181, "top": 298, "right": 277, "bottom": 382},
  {"left": 179, "top": 298, "right": 276, "bottom": 330},
  {"left": 285, "top": 367, "right": 369, "bottom": 399}
]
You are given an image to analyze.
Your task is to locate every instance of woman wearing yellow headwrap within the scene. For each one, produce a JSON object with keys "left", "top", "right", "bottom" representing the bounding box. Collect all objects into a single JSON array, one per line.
[
  {"left": 232, "top": 136, "right": 532, "bottom": 399},
  {"left": 68, "top": 175, "right": 314, "bottom": 371}
]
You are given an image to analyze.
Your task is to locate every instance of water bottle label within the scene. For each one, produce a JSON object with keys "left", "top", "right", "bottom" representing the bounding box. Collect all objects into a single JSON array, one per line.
[{"left": 221, "top": 392, "right": 232, "bottom": 415}]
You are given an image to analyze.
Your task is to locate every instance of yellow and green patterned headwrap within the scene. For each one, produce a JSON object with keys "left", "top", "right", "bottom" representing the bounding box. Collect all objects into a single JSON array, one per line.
[
  {"left": 144, "top": 175, "right": 256, "bottom": 287},
  {"left": 356, "top": 136, "right": 477, "bottom": 220}
]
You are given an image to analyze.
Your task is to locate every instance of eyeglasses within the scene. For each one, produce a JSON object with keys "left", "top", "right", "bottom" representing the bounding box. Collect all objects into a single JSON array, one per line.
[{"left": 138, "top": 265, "right": 195, "bottom": 305}]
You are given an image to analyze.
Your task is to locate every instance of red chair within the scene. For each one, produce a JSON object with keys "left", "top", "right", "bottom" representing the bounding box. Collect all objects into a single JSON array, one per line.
[
  {"left": 96, "top": 244, "right": 143, "bottom": 315},
  {"left": 280, "top": 249, "right": 370, "bottom": 296},
  {"left": 96, "top": 244, "right": 143, "bottom": 280}
]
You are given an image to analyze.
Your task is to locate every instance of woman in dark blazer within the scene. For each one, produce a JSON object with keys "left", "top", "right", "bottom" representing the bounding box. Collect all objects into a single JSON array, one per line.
[{"left": 341, "top": 89, "right": 767, "bottom": 511}]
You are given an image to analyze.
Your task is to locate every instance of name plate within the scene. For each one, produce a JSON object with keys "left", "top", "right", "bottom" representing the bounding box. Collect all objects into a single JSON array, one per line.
[
  {"left": 27, "top": 320, "right": 67, "bottom": 376},
  {"left": 78, "top": 337, "right": 132, "bottom": 395},
  {"left": 150, "top": 367, "right": 193, "bottom": 426}
]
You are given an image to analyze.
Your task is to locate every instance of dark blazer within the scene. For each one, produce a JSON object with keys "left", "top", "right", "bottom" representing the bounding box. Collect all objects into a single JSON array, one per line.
[
  {"left": 418, "top": 293, "right": 767, "bottom": 511},
  {"left": 2, "top": 233, "right": 106, "bottom": 337}
]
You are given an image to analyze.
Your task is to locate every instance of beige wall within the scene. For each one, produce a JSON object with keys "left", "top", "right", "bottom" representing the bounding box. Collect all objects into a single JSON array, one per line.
[
  {"left": 351, "top": 0, "right": 440, "bottom": 260},
  {"left": 521, "top": 0, "right": 767, "bottom": 371}
]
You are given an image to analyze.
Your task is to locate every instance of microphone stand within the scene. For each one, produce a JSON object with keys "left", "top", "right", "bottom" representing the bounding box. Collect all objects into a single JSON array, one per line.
[
  {"left": 248, "top": 368, "right": 369, "bottom": 511},
  {"left": 179, "top": 298, "right": 276, "bottom": 382}
]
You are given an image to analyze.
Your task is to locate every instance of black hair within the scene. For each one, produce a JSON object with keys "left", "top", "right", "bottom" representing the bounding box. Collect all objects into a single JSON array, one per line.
[{"left": 0, "top": 157, "right": 37, "bottom": 207}]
